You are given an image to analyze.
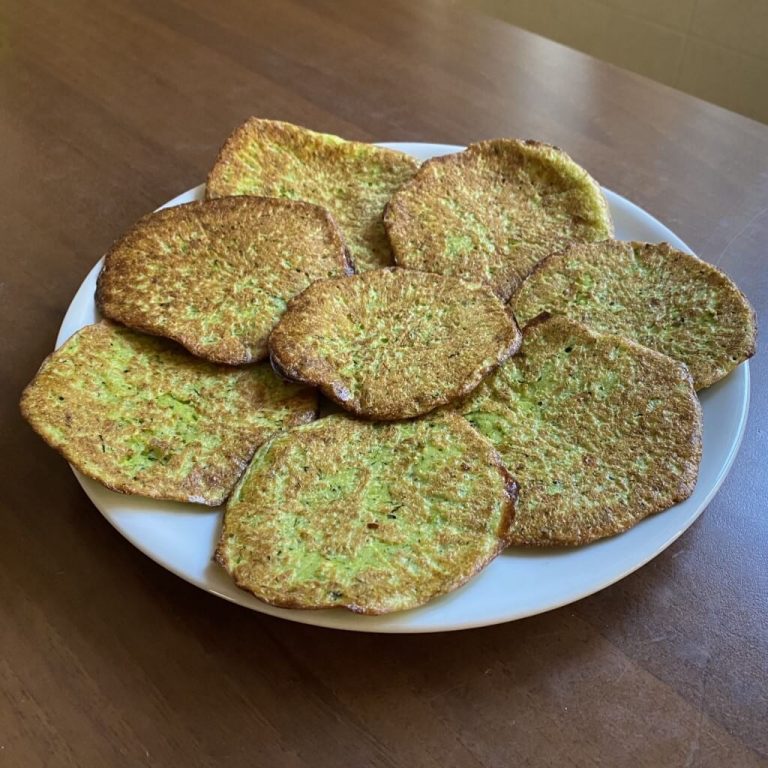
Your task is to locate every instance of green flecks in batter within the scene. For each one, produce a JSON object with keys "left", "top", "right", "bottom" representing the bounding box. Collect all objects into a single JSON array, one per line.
[
  {"left": 207, "top": 119, "right": 419, "bottom": 271},
  {"left": 458, "top": 316, "right": 701, "bottom": 546},
  {"left": 218, "top": 414, "right": 513, "bottom": 613},
  {"left": 269, "top": 269, "right": 521, "bottom": 420},
  {"left": 512, "top": 240, "right": 756, "bottom": 389},
  {"left": 97, "top": 197, "right": 350, "bottom": 365},
  {"left": 386, "top": 139, "right": 612, "bottom": 300},
  {"left": 20, "top": 322, "right": 317, "bottom": 504}
]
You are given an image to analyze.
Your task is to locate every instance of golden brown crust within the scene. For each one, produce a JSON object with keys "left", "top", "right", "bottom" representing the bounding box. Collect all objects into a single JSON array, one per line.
[
  {"left": 20, "top": 322, "right": 318, "bottom": 505},
  {"left": 458, "top": 315, "right": 703, "bottom": 546},
  {"left": 206, "top": 118, "right": 419, "bottom": 271},
  {"left": 96, "top": 196, "right": 352, "bottom": 365},
  {"left": 269, "top": 268, "right": 522, "bottom": 420},
  {"left": 216, "top": 413, "right": 517, "bottom": 614},
  {"left": 384, "top": 139, "right": 613, "bottom": 301},
  {"left": 512, "top": 240, "right": 757, "bottom": 389}
]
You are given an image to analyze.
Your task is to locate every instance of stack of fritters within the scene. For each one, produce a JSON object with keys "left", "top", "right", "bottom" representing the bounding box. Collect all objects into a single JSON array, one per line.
[{"left": 21, "top": 118, "right": 756, "bottom": 615}]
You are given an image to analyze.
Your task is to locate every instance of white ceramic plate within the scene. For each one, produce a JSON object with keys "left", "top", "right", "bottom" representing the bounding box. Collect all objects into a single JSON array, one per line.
[{"left": 57, "top": 143, "right": 750, "bottom": 633}]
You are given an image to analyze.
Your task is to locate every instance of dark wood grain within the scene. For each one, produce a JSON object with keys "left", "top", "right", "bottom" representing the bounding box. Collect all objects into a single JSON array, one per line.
[{"left": 1, "top": 0, "right": 766, "bottom": 765}]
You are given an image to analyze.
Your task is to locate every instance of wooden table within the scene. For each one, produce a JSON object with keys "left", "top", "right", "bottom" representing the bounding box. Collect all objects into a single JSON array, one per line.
[{"left": 2, "top": 1, "right": 766, "bottom": 765}]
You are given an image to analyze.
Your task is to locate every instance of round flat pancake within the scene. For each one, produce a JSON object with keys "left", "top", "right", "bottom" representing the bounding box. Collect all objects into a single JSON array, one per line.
[
  {"left": 458, "top": 316, "right": 702, "bottom": 546},
  {"left": 96, "top": 197, "right": 352, "bottom": 365},
  {"left": 20, "top": 322, "right": 318, "bottom": 505},
  {"left": 384, "top": 139, "right": 613, "bottom": 301},
  {"left": 216, "top": 413, "right": 517, "bottom": 614},
  {"left": 511, "top": 240, "right": 757, "bottom": 390},
  {"left": 269, "top": 268, "right": 522, "bottom": 420},
  {"left": 206, "top": 118, "right": 419, "bottom": 272}
]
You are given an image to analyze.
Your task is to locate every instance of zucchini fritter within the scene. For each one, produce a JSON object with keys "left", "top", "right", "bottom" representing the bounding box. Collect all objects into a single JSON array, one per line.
[
  {"left": 206, "top": 118, "right": 419, "bottom": 271},
  {"left": 512, "top": 240, "right": 756, "bottom": 389},
  {"left": 216, "top": 414, "right": 517, "bottom": 614},
  {"left": 96, "top": 197, "right": 352, "bottom": 365},
  {"left": 385, "top": 139, "right": 612, "bottom": 300},
  {"left": 269, "top": 269, "right": 522, "bottom": 420},
  {"left": 20, "top": 322, "right": 317, "bottom": 505},
  {"left": 459, "top": 316, "right": 702, "bottom": 546}
]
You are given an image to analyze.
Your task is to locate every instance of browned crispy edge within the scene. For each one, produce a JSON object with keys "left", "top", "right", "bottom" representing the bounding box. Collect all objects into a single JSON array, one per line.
[
  {"left": 96, "top": 196, "right": 354, "bottom": 365},
  {"left": 268, "top": 271, "right": 524, "bottom": 420}
]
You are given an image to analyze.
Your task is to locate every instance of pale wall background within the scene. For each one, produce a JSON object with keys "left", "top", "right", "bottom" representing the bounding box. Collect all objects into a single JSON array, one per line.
[{"left": 462, "top": 0, "right": 768, "bottom": 124}]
